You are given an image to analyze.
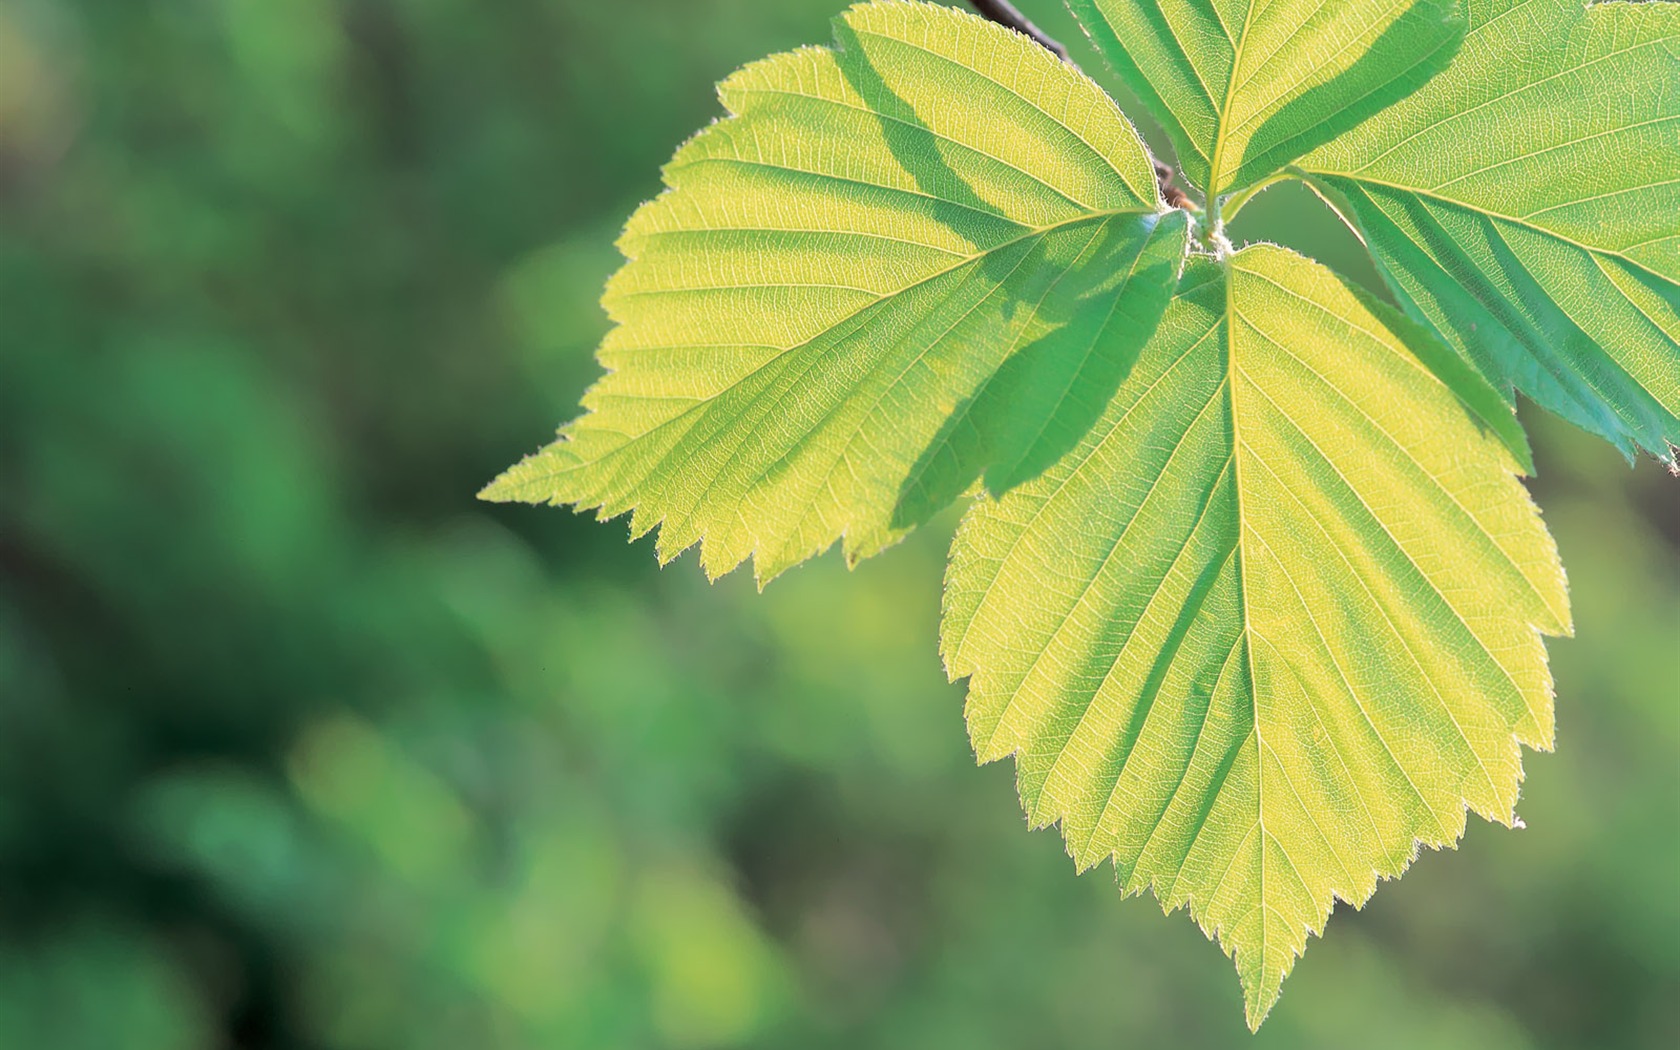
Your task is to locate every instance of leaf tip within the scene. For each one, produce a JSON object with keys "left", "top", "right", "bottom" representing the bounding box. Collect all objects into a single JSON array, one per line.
[
  {"left": 1238, "top": 944, "right": 1292, "bottom": 1031},
  {"left": 476, "top": 474, "right": 519, "bottom": 504},
  {"left": 477, "top": 441, "right": 580, "bottom": 505},
  {"left": 1243, "top": 991, "right": 1280, "bottom": 1033}
]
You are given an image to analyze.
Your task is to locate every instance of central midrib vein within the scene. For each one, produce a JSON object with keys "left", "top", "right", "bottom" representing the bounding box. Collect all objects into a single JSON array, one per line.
[{"left": 1208, "top": 0, "right": 1263, "bottom": 207}]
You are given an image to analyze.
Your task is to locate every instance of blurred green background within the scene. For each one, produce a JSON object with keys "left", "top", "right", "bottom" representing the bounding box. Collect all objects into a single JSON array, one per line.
[{"left": 0, "top": 1, "right": 1675, "bottom": 1047}]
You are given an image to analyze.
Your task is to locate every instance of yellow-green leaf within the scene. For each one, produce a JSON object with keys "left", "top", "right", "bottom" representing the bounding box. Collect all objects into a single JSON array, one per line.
[
  {"left": 484, "top": 0, "right": 1188, "bottom": 583},
  {"left": 942, "top": 245, "right": 1570, "bottom": 1028},
  {"left": 1299, "top": 0, "right": 1680, "bottom": 464},
  {"left": 1068, "top": 0, "right": 1465, "bottom": 197}
]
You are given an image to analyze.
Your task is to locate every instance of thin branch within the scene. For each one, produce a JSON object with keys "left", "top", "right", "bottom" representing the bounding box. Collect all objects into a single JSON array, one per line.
[{"left": 965, "top": 0, "right": 1069, "bottom": 61}]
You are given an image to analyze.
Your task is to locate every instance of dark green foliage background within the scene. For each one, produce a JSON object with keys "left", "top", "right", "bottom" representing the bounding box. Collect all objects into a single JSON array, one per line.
[{"left": 0, "top": 1, "right": 1674, "bottom": 1047}]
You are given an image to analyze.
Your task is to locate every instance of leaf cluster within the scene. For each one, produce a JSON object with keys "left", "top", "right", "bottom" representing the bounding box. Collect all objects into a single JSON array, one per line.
[{"left": 485, "top": 0, "right": 1678, "bottom": 1026}]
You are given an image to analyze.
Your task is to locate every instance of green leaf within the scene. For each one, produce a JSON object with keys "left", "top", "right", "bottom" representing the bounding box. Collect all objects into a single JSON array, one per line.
[
  {"left": 942, "top": 245, "right": 1570, "bottom": 1028},
  {"left": 483, "top": 0, "right": 1189, "bottom": 583},
  {"left": 1298, "top": 0, "right": 1680, "bottom": 464},
  {"left": 1068, "top": 0, "right": 1466, "bottom": 198}
]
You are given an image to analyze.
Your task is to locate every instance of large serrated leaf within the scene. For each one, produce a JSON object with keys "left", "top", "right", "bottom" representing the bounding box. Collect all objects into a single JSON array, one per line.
[
  {"left": 484, "top": 1, "right": 1188, "bottom": 583},
  {"left": 1298, "top": 0, "right": 1680, "bottom": 464},
  {"left": 942, "top": 244, "right": 1570, "bottom": 1028},
  {"left": 1068, "top": 0, "right": 1466, "bottom": 198}
]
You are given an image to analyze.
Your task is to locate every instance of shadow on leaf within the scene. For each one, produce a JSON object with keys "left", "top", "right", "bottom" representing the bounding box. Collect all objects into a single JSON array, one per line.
[{"left": 831, "top": 19, "right": 1187, "bottom": 535}]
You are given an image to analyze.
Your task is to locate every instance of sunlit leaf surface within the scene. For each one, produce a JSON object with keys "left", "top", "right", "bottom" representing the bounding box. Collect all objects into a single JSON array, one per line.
[
  {"left": 1299, "top": 0, "right": 1680, "bottom": 463},
  {"left": 1069, "top": 0, "right": 1466, "bottom": 197},
  {"left": 486, "top": 2, "right": 1186, "bottom": 583},
  {"left": 943, "top": 246, "right": 1569, "bottom": 1027}
]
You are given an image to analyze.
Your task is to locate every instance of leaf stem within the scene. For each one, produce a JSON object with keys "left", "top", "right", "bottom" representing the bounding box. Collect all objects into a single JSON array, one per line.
[{"left": 964, "top": 0, "right": 1069, "bottom": 61}]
